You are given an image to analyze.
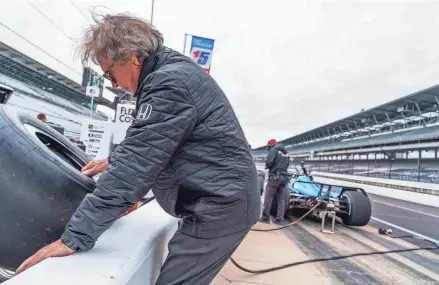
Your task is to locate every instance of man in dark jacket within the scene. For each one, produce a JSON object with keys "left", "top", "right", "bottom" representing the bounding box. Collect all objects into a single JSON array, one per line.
[
  {"left": 260, "top": 139, "right": 290, "bottom": 224},
  {"left": 17, "top": 13, "right": 260, "bottom": 285}
]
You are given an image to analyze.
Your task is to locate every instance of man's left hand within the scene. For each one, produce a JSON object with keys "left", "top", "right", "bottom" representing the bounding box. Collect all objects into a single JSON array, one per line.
[{"left": 15, "top": 240, "right": 76, "bottom": 275}]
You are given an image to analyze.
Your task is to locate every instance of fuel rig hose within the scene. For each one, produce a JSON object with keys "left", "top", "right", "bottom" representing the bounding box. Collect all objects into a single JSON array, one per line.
[
  {"left": 138, "top": 196, "right": 439, "bottom": 274},
  {"left": 250, "top": 201, "right": 323, "bottom": 232}
]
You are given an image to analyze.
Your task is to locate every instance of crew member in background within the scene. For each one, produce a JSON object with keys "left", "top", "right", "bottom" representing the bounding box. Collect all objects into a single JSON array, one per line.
[
  {"left": 36, "top": 113, "right": 47, "bottom": 122},
  {"left": 36, "top": 113, "right": 65, "bottom": 135},
  {"left": 260, "top": 139, "right": 290, "bottom": 224}
]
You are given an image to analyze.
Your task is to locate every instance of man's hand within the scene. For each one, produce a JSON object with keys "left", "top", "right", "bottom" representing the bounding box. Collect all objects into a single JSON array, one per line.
[
  {"left": 81, "top": 158, "right": 109, "bottom": 177},
  {"left": 15, "top": 240, "right": 76, "bottom": 275}
]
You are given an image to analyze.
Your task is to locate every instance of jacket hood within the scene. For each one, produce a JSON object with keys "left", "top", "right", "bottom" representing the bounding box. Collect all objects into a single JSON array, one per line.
[{"left": 275, "top": 143, "right": 287, "bottom": 154}]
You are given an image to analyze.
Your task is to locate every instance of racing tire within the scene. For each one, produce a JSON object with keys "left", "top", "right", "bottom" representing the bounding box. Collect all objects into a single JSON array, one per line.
[
  {"left": 269, "top": 184, "right": 290, "bottom": 218},
  {"left": 340, "top": 190, "right": 372, "bottom": 226},
  {"left": 0, "top": 268, "right": 14, "bottom": 283},
  {"left": 0, "top": 106, "right": 95, "bottom": 271},
  {"left": 258, "top": 176, "right": 264, "bottom": 195},
  {"left": 257, "top": 170, "right": 265, "bottom": 196}
]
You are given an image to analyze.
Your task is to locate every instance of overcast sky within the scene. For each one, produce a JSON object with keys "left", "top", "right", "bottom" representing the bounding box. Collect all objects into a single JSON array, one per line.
[{"left": 2, "top": 0, "right": 439, "bottom": 147}]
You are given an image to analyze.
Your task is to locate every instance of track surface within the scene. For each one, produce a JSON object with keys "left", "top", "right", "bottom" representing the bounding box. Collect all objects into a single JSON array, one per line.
[
  {"left": 369, "top": 194, "right": 439, "bottom": 244},
  {"left": 316, "top": 176, "right": 439, "bottom": 247},
  {"left": 214, "top": 215, "right": 439, "bottom": 284},
  {"left": 213, "top": 173, "right": 439, "bottom": 285}
]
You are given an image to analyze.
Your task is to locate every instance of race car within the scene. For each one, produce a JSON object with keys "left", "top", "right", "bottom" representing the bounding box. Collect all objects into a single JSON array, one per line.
[{"left": 259, "top": 162, "right": 372, "bottom": 227}]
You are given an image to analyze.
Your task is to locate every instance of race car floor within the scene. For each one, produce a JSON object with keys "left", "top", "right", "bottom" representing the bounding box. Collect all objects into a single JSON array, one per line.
[{"left": 212, "top": 217, "right": 439, "bottom": 285}]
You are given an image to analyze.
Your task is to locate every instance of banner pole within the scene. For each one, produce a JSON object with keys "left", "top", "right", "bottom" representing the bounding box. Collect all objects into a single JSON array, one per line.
[
  {"left": 151, "top": 0, "right": 155, "bottom": 24},
  {"left": 182, "top": 33, "right": 188, "bottom": 55}
]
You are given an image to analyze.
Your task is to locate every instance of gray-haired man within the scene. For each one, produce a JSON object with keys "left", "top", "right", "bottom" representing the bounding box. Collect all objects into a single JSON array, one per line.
[{"left": 17, "top": 13, "right": 260, "bottom": 285}]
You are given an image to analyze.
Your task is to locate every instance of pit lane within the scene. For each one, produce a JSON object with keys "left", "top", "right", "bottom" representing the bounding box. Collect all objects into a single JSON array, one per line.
[
  {"left": 214, "top": 215, "right": 439, "bottom": 285},
  {"left": 213, "top": 172, "right": 439, "bottom": 285},
  {"left": 316, "top": 176, "right": 439, "bottom": 247}
]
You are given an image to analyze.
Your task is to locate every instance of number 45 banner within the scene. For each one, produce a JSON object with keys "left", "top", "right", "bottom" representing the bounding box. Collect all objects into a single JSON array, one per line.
[{"left": 189, "top": 35, "right": 215, "bottom": 74}]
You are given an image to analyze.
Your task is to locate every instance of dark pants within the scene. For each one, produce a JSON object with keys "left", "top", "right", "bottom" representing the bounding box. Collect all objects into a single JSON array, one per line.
[
  {"left": 262, "top": 175, "right": 287, "bottom": 221},
  {"left": 155, "top": 227, "right": 250, "bottom": 285}
]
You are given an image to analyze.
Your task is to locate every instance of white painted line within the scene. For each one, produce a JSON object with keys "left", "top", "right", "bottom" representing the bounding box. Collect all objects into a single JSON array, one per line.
[
  {"left": 372, "top": 200, "right": 439, "bottom": 219},
  {"left": 371, "top": 217, "right": 439, "bottom": 245}
]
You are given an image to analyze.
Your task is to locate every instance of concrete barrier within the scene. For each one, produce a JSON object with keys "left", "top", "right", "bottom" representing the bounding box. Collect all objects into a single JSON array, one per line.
[
  {"left": 313, "top": 172, "right": 439, "bottom": 207},
  {"left": 5, "top": 201, "right": 179, "bottom": 285}
]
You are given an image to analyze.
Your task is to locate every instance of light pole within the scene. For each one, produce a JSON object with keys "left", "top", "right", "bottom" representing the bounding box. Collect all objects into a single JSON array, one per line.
[
  {"left": 151, "top": 0, "right": 155, "bottom": 24},
  {"left": 183, "top": 33, "right": 188, "bottom": 55}
]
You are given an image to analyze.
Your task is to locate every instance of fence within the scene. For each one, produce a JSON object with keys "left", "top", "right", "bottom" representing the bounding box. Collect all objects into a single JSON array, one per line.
[{"left": 294, "top": 157, "right": 439, "bottom": 184}]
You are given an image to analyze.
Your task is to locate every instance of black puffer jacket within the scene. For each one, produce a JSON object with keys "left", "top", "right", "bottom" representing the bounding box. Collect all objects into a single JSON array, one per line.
[
  {"left": 265, "top": 143, "right": 290, "bottom": 177},
  {"left": 61, "top": 47, "right": 260, "bottom": 251}
]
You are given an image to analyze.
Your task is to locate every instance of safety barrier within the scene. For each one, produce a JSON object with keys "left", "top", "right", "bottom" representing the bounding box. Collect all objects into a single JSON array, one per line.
[
  {"left": 312, "top": 172, "right": 439, "bottom": 207},
  {"left": 5, "top": 201, "right": 179, "bottom": 285}
]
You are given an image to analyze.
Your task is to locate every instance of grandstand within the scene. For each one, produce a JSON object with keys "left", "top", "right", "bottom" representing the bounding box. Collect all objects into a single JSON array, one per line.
[
  {"left": 253, "top": 84, "right": 439, "bottom": 184},
  {"left": 0, "top": 41, "right": 116, "bottom": 109},
  {"left": 0, "top": 40, "right": 121, "bottom": 136}
]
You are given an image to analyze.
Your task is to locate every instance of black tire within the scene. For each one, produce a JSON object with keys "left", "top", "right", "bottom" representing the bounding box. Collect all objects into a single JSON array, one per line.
[
  {"left": 340, "top": 190, "right": 372, "bottom": 226},
  {"left": 0, "top": 106, "right": 95, "bottom": 270},
  {"left": 269, "top": 184, "right": 290, "bottom": 218},
  {"left": 258, "top": 176, "right": 264, "bottom": 195},
  {"left": 0, "top": 268, "right": 14, "bottom": 283},
  {"left": 257, "top": 170, "right": 266, "bottom": 196}
]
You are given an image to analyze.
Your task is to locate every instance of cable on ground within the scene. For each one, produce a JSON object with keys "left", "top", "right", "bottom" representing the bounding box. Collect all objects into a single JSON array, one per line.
[
  {"left": 138, "top": 196, "right": 439, "bottom": 274},
  {"left": 251, "top": 201, "right": 323, "bottom": 232},
  {"left": 230, "top": 201, "right": 439, "bottom": 274}
]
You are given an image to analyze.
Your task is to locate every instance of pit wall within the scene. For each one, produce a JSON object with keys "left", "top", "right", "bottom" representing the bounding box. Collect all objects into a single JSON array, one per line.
[
  {"left": 312, "top": 171, "right": 439, "bottom": 207},
  {"left": 5, "top": 201, "right": 179, "bottom": 285}
]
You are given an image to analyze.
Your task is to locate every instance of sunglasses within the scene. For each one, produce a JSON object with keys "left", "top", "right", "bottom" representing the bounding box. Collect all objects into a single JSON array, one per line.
[
  {"left": 102, "top": 62, "right": 117, "bottom": 84},
  {"left": 102, "top": 58, "right": 141, "bottom": 85}
]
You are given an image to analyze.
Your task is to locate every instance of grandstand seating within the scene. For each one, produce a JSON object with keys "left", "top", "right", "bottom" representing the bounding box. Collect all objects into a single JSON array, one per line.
[
  {"left": 251, "top": 124, "right": 439, "bottom": 158},
  {"left": 251, "top": 85, "right": 439, "bottom": 184},
  {"left": 284, "top": 125, "right": 439, "bottom": 155},
  {"left": 0, "top": 73, "right": 104, "bottom": 118},
  {"left": 0, "top": 73, "right": 106, "bottom": 136}
]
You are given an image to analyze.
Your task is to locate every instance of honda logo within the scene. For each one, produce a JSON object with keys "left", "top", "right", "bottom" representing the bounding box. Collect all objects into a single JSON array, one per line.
[{"left": 136, "top": 103, "right": 152, "bottom": 120}]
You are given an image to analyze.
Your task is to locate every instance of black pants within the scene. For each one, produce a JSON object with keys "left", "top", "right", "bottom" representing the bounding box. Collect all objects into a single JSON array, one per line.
[
  {"left": 155, "top": 227, "right": 250, "bottom": 285},
  {"left": 262, "top": 175, "right": 287, "bottom": 221}
]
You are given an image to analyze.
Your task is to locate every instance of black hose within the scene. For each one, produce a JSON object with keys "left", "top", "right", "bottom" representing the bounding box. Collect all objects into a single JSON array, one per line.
[
  {"left": 148, "top": 195, "right": 438, "bottom": 274},
  {"left": 251, "top": 201, "right": 323, "bottom": 232},
  {"left": 230, "top": 238, "right": 438, "bottom": 274},
  {"left": 230, "top": 201, "right": 439, "bottom": 274}
]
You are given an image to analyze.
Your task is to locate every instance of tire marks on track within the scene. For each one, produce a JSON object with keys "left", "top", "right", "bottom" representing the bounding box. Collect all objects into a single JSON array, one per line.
[
  {"left": 286, "top": 219, "right": 439, "bottom": 285},
  {"left": 349, "top": 226, "right": 439, "bottom": 274},
  {"left": 286, "top": 222, "right": 380, "bottom": 284},
  {"left": 337, "top": 225, "right": 439, "bottom": 284}
]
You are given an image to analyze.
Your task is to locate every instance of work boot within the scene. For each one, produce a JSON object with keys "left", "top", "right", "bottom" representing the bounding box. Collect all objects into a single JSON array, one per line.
[
  {"left": 274, "top": 219, "right": 286, "bottom": 226},
  {"left": 258, "top": 216, "right": 270, "bottom": 224}
]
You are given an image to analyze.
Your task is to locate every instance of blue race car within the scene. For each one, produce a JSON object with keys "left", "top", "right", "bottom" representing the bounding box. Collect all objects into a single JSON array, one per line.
[{"left": 259, "top": 163, "right": 372, "bottom": 227}]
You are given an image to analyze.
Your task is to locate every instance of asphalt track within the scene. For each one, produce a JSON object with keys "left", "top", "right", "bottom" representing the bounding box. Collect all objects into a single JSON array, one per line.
[
  {"left": 369, "top": 194, "right": 439, "bottom": 244},
  {"left": 316, "top": 176, "right": 439, "bottom": 247},
  {"left": 215, "top": 170, "right": 439, "bottom": 284},
  {"left": 215, "top": 200, "right": 439, "bottom": 284}
]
